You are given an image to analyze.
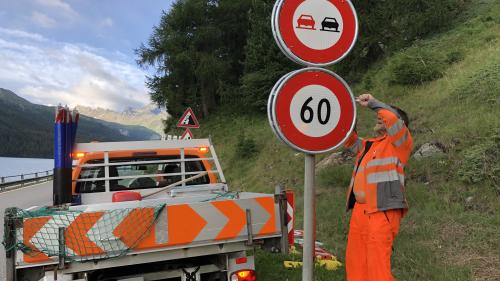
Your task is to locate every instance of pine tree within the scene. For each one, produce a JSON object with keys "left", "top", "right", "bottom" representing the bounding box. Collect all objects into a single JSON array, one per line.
[{"left": 239, "top": 0, "right": 295, "bottom": 112}]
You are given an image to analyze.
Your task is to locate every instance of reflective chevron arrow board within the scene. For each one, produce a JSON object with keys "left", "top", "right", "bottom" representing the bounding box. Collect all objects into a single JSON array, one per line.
[
  {"left": 18, "top": 196, "right": 280, "bottom": 263},
  {"left": 286, "top": 190, "right": 295, "bottom": 246}
]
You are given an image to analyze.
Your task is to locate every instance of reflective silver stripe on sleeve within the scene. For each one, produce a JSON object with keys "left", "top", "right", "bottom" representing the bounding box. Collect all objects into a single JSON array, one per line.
[
  {"left": 387, "top": 120, "right": 404, "bottom": 136},
  {"left": 393, "top": 131, "right": 409, "bottom": 147},
  {"left": 366, "top": 157, "right": 399, "bottom": 167},
  {"left": 367, "top": 170, "right": 399, "bottom": 184},
  {"left": 348, "top": 138, "right": 362, "bottom": 153},
  {"left": 368, "top": 99, "right": 393, "bottom": 112},
  {"left": 399, "top": 174, "right": 405, "bottom": 186},
  {"left": 354, "top": 190, "right": 365, "bottom": 197}
]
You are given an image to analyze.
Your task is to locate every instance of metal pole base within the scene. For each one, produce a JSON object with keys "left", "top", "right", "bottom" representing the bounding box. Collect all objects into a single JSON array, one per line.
[{"left": 302, "top": 154, "right": 316, "bottom": 281}]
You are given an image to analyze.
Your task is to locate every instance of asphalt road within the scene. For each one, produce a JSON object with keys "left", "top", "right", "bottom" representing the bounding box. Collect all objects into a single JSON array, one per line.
[{"left": 0, "top": 181, "right": 52, "bottom": 280}]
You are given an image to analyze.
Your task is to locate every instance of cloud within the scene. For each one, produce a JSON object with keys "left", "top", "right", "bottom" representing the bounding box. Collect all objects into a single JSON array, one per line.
[
  {"left": 35, "top": 0, "right": 79, "bottom": 19},
  {"left": 100, "top": 17, "right": 113, "bottom": 28},
  {"left": 0, "top": 27, "right": 46, "bottom": 41},
  {"left": 31, "top": 11, "right": 57, "bottom": 28},
  {"left": 0, "top": 27, "right": 150, "bottom": 111}
]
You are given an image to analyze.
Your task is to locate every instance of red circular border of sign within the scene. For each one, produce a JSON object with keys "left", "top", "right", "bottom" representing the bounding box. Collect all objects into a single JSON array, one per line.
[
  {"left": 278, "top": 0, "right": 357, "bottom": 65},
  {"left": 275, "top": 70, "right": 355, "bottom": 152}
]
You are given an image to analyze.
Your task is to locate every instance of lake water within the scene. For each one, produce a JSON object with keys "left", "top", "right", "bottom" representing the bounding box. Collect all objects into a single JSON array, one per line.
[
  {"left": 0, "top": 157, "right": 54, "bottom": 279},
  {"left": 0, "top": 157, "right": 53, "bottom": 179}
]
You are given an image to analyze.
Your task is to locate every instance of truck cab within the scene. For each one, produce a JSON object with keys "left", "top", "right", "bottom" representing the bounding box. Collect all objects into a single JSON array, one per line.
[{"left": 71, "top": 140, "right": 223, "bottom": 205}]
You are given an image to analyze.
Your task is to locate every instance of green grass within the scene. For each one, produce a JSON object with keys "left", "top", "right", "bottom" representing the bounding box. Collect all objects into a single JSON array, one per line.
[{"left": 197, "top": 1, "right": 500, "bottom": 280}]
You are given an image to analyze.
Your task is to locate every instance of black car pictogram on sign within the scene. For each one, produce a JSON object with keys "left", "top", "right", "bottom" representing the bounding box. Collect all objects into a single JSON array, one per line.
[{"left": 320, "top": 17, "right": 340, "bottom": 32}]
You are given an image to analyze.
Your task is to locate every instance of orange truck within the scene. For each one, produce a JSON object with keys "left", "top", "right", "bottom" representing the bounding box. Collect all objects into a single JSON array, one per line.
[{"left": 4, "top": 139, "right": 293, "bottom": 281}]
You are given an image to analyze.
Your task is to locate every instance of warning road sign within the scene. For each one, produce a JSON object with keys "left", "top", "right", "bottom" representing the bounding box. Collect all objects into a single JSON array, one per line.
[
  {"left": 177, "top": 107, "right": 200, "bottom": 128},
  {"left": 268, "top": 67, "right": 356, "bottom": 154},
  {"left": 181, "top": 128, "right": 194, "bottom": 140},
  {"left": 272, "top": 0, "right": 358, "bottom": 66}
]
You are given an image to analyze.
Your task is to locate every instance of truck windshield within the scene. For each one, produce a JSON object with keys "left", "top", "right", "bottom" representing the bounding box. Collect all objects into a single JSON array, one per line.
[{"left": 76, "top": 155, "right": 209, "bottom": 193}]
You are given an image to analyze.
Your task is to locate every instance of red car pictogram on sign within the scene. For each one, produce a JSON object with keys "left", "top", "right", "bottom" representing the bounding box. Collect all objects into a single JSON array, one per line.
[{"left": 296, "top": 14, "right": 316, "bottom": 30}]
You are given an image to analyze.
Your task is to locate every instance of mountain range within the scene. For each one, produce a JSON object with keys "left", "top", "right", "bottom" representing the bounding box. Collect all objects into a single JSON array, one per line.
[
  {"left": 75, "top": 103, "right": 169, "bottom": 136},
  {"left": 0, "top": 88, "right": 161, "bottom": 158}
]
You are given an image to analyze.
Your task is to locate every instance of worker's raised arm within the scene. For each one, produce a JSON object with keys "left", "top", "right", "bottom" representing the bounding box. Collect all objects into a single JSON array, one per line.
[
  {"left": 368, "top": 99, "right": 410, "bottom": 147},
  {"left": 357, "top": 93, "right": 412, "bottom": 158},
  {"left": 344, "top": 127, "right": 364, "bottom": 155}
]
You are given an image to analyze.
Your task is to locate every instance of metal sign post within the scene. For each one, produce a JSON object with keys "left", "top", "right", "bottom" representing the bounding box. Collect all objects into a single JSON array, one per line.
[
  {"left": 303, "top": 154, "right": 316, "bottom": 281},
  {"left": 269, "top": 1, "right": 358, "bottom": 279}
]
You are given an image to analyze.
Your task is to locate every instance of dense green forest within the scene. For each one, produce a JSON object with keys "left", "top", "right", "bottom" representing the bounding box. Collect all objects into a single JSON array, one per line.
[{"left": 137, "top": 0, "right": 465, "bottom": 131}]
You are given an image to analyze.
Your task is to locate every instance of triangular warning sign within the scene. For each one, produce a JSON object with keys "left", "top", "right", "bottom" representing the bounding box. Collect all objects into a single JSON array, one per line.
[
  {"left": 181, "top": 128, "right": 194, "bottom": 140},
  {"left": 176, "top": 107, "right": 200, "bottom": 128}
]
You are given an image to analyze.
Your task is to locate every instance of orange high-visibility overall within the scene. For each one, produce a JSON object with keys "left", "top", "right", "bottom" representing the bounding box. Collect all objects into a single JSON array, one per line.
[{"left": 343, "top": 99, "right": 413, "bottom": 281}]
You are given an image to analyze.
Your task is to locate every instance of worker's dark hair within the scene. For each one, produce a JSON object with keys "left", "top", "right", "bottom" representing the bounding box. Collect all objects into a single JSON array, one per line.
[{"left": 390, "top": 105, "right": 410, "bottom": 127}]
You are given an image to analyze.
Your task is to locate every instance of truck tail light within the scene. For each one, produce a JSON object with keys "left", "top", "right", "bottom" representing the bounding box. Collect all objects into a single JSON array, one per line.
[
  {"left": 230, "top": 270, "right": 256, "bottom": 281},
  {"left": 235, "top": 257, "right": 247, "bottom": 264}
]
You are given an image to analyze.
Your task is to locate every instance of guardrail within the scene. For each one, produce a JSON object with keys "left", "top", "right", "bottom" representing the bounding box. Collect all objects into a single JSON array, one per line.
[{"left": 0, "top": 170, "right": 53, "bottom": 192}]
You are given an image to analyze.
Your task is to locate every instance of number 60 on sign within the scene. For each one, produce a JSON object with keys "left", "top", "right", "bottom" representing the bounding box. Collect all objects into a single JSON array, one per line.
[{"left": 268, "top": 68, "right": 356, "bottom": 154}]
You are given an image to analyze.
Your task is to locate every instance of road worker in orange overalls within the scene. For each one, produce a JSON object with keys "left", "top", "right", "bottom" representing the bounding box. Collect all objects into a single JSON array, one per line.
[{"left": 343, "top": 93, "right": 413, "bottom": 281}]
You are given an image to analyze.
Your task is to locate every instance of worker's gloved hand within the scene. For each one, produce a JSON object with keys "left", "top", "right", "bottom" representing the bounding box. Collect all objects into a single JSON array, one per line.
[{"left": 356, "top": 93, "right": 374, "bottom": 107}]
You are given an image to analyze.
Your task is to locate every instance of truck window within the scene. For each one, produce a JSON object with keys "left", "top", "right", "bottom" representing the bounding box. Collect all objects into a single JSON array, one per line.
[
  {"left": 76, "top": 155, "right": 210, "bottom": 193},
  {"left": 75, "top": 160, "right": 106, "bottom": 193}
]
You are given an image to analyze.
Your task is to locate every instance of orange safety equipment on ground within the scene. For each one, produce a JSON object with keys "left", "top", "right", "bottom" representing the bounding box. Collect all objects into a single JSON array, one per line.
[
  {"left": 343, "top": 99, "right": 413, "bottom": 215},
  {"left": 346, "top": 203, "right": 402, "bottom": 281}
]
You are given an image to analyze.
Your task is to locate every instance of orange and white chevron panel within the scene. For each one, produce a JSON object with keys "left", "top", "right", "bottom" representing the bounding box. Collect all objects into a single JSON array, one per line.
[
  {"left": 138, "top": 196, "right": 279, "bottom": 249},
  {"left": 20, "top": 196, "right": 280, "bottom": 263}
]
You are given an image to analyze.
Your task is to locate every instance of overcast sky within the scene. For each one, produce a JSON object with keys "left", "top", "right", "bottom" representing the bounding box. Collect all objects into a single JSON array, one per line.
[{"left": 0, "top": 0, "right": 173, "bottom": 111}]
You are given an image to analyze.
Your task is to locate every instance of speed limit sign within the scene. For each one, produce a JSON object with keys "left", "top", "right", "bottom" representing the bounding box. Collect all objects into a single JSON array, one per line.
[{"left": 268, "top": 67, "right": 356, "bottom": 154}]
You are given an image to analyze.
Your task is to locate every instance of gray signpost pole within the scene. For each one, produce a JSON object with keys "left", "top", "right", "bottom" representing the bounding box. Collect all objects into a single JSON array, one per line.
[{"left": 302, "top": 154, "right": 316, "bottom": 281}]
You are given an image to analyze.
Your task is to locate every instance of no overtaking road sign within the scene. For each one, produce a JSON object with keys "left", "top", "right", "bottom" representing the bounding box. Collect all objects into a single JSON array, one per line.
[{"left": 272, "top": 0, "right": 358, "bottom": 66}]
